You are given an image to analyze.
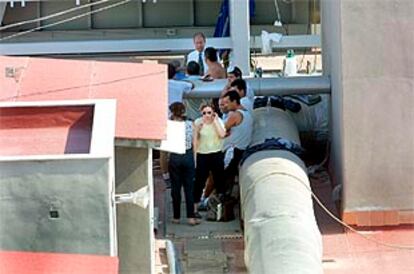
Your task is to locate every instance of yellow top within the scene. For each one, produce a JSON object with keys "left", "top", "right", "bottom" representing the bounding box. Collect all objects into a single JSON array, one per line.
[{"left": 195, "top": 117, "right": 224, "bottom": 154}]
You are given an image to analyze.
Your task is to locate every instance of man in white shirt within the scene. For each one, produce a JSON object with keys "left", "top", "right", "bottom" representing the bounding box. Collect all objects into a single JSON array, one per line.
[
  {"left": 226, "top": 66, "right": 254, "bottom": 99},
  {"left": 168, "top": 63, "right": 193, "bottom": 107},
  {"left": 229, "top": 78, "right": 253, "bottom": 113},
  {"left": 182, "top": 61, "right": 209, "bottom": 121},
  {"left": 186, "top": 32, "right": 208, "bottom": 76},
  {"left": 220, "top": 78, "right": 253, "bottom": 119}
]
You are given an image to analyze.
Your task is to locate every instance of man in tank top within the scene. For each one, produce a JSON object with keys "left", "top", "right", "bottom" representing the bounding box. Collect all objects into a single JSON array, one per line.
[{"left": 220, "top": 90, "right": 253, "bottom": 196}]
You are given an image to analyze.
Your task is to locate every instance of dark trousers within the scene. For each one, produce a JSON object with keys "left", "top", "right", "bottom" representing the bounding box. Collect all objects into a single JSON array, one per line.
[
  {"left": 169, "top": 149, "right": 195, "bottom": 219},
  {"left": 223, "top": 148, "right": 245, "bottom": 195},
  {"left": 194, "top": 151, "right": 225, "bottom": 202}
]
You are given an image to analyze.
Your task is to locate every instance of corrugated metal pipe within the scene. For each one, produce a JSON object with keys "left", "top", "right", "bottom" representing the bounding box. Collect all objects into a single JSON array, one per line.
[
  {"left": 239, "top": 107, "right": 323, "bottom": 274},
  {"left": 184, "top": 76, "right": 330, "bottom": 98}
]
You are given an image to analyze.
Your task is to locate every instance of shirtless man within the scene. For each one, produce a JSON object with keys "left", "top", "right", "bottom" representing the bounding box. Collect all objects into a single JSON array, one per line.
[{"left": 204, "top": 47, "right": 226, "bottom": 79}]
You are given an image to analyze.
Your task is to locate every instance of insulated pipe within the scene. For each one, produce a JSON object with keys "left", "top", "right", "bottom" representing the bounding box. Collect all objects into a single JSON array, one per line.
[
  {"left": 184, "top": 76, "right": 330, "bottom": 98},
  {"left": 239, "top": 107, "right": 323, "bottom": 274}
]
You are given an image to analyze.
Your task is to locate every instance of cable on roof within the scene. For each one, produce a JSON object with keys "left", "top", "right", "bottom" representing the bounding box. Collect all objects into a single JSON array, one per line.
[{"left": 295, "top": 174, "right": 414, "bottom": 250}]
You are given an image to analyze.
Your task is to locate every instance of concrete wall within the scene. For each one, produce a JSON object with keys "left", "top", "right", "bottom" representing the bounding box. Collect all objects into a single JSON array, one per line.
[
  {"left": 1, "top": 0, "right": 306, "bottom": 30},
  {"left": 1, "top": 0, "right": 312, "bottom": 38},
  {"left": 292, "top": 0, "right": 310, "bottom": 25},
  {"left": 115, "top": 146, "right": 154, "bottom": 274},
  {"left": 0, "top": 158, "right": 113, "bottom": 255},
  {"left": 322, "top": 0, "right": 414, "bottom": 224}
]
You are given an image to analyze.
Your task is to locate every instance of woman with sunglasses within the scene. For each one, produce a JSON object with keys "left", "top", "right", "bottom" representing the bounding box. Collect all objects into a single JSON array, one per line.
[
  {"left": 169, "top": 102, "right": 200, "bottom": 226},
  {"left": 193, "top": 103, "right": 226, "bottom": 217}
]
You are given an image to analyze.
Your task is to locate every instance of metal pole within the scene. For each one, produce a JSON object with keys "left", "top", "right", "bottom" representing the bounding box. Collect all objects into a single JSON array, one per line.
[
  {"left": 239, "top": 107, "right": 323, "bottom": 274},
  {"left": 184, "top": 76, "right": 331, "bottom": 98}
]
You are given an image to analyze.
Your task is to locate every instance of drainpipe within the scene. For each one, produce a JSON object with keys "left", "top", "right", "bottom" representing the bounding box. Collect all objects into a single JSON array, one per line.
[
  {"left": 185, "top": 76, "right": 330, "bottom": 98},
  {"left": 239, "top": 107, "right": 323, "bottom": 274}
]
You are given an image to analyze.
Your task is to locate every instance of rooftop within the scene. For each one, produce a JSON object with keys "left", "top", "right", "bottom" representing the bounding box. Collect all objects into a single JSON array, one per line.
[{"left": 0, "top": 56, "right": 168, "bottom": 141}]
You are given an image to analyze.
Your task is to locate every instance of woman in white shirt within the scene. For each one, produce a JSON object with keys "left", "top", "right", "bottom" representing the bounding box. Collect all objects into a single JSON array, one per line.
[{"left": 169, "top": 102, "right": 200, "bottom": 226}]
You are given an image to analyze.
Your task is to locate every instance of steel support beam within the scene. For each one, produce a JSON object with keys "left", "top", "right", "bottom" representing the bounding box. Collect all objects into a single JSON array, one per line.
[{"left": 184, "top": 76, "right": 331, "bottom": 98}]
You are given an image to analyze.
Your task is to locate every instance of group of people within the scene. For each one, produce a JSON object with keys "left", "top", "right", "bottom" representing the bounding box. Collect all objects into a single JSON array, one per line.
[{"left": 163, "top": 32, "right": 254, "bottom": 226}]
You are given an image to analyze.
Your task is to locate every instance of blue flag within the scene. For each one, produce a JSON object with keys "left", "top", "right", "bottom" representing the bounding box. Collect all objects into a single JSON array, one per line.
[{"left": 214, "top": 0, "right": 256, "bottom": 38}]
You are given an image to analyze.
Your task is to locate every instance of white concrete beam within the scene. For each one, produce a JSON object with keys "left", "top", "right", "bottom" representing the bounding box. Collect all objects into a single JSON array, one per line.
[
  {"left": 0, "top": 37, "right": 233, "bottom": 55},
  {"left": 251, "top": 34, "right": 321, "bottom": 50},
  {"left": 0, "top": 35, "right": 320, "bottom": 56},
  {"left": 230, "top": 0, "right": 250, "bottom": 75}
]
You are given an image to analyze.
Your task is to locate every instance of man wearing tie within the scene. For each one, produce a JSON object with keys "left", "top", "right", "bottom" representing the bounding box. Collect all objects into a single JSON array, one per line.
[{"left": 186, "top": 32, "right": 208, "bottom": 76}]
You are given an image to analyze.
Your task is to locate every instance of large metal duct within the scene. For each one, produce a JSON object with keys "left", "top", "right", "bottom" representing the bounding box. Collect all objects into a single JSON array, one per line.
[{"left": 239, "top": 107, "right": 323, "bottom": 274}]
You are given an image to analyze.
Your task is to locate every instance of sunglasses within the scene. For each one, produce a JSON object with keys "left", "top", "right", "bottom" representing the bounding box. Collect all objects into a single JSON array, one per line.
[{"left": 202, "top": 111, "right": 212, "bottom": 115}]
